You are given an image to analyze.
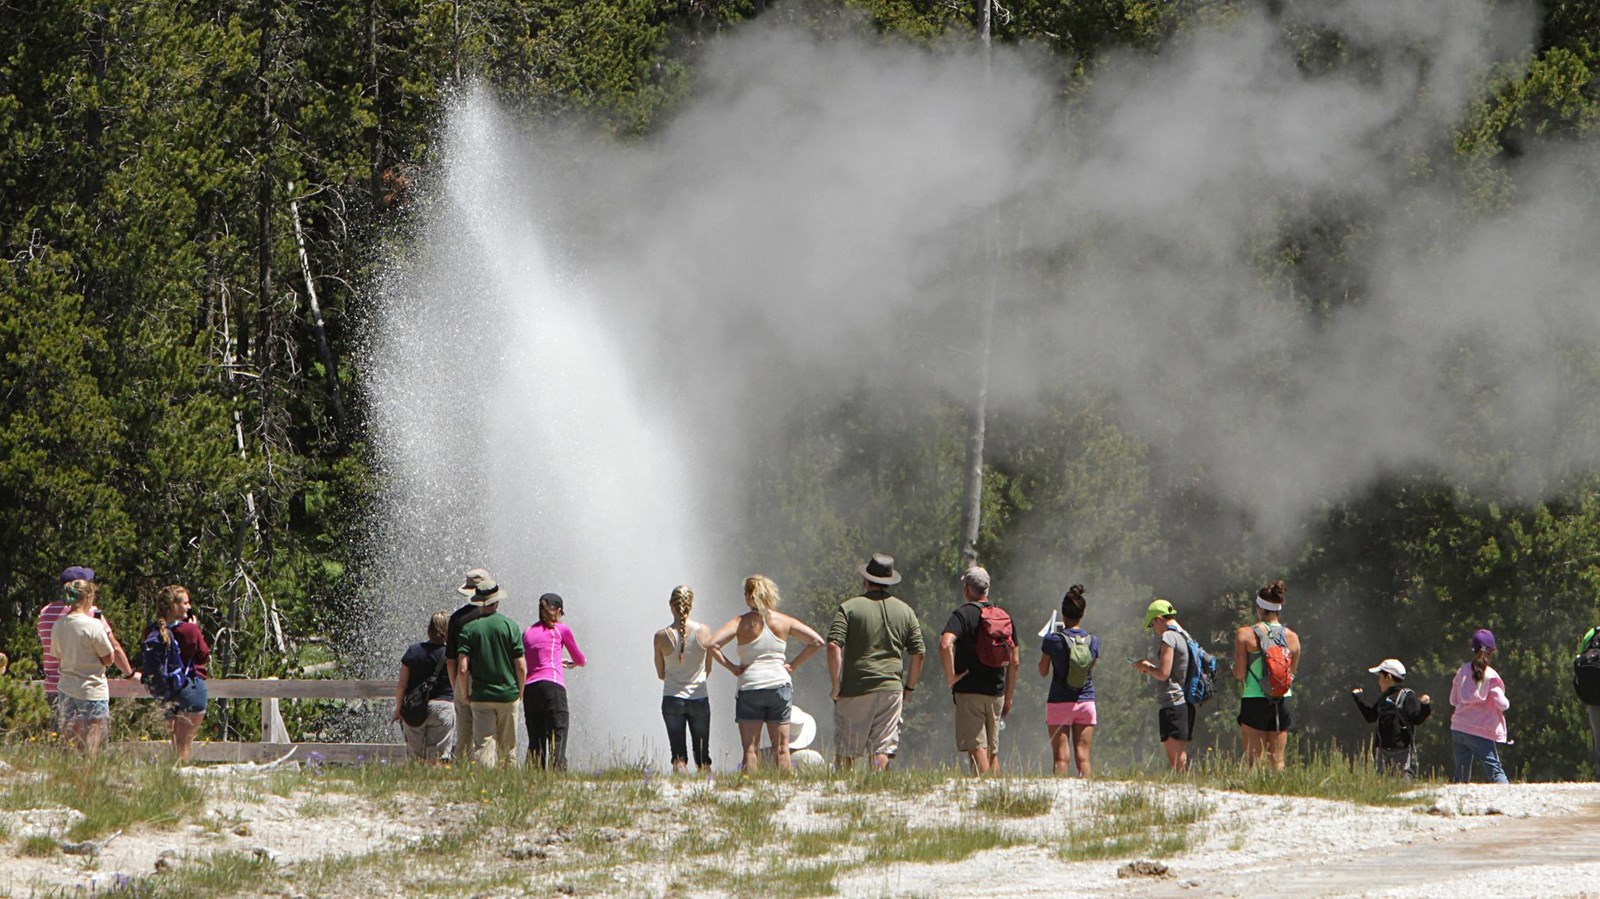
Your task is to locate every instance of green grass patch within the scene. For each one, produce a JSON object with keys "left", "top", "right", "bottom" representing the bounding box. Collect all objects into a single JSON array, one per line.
[
  {"left": 19, "top": 833, "right": 58, "bottom": 857},
  {"left": 0, "top": 751, "right": 205, "bottom": 840},
  {"left": 788, "top": 825, "right": 857, "bottom": 858},
  {"left": 865, "top": 819, "right": 1022, "bottom": 864},
  {"left": 1060, "top": 786, "right": 1211, "bottom": 861},
  {"left": 971, "top": 781, "right": 1054, "bottom": 817},
  {"left": 705, "top": 862, "right": 842, "bottom": 898},
  {"left": 1193, "top": 745, "right": 1437, "bottom": 807},
  {"left": 124, "top": 850, "right": 277, "bottom": 897}
]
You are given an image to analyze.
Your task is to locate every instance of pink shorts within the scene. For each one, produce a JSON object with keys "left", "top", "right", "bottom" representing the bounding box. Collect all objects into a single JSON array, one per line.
[{"left": 1046, "top": 700, "right": 1097, "bottom": 728}]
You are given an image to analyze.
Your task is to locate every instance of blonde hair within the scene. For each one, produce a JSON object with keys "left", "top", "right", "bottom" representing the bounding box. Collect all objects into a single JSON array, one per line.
[
  {"left": 669, "top": 585, "right": 695, "bottom": 659},
  {"left": 155, "top": 585, "right": 190, "bottom": 646},
  {"left": 743, "top": 575, "right": 780, "bottom": 632},
  {"left": 427, "top": 610, "right": 449, "bottom": 644},
  {"left": 65, "top": 579, "right": 97, "bottom": 612}
]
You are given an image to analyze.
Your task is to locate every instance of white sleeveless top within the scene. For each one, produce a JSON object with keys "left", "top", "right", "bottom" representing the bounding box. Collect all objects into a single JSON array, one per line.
[
  {"left": 737, "top": 619, "right": 790, "bottom": 691},
  {"left": 661, "top": 620, "right": 709, "bottom": 700}
]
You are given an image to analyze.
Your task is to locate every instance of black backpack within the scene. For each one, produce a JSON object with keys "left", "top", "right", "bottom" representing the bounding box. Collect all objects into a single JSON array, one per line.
[
  {"left": 400, "top": 651, "right": 446, "bottom": 727},
  {"left": 1574, "top": 629, "right": 1600, "bottom": 705}
]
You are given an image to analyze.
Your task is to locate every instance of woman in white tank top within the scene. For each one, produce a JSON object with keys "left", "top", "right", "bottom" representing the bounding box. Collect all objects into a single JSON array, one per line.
[
  {"left": 709, "top": 575, "right": 825, "bottom": 772},
  {"left": 654, "top": 585, "right": 713, "bottom": 773}
]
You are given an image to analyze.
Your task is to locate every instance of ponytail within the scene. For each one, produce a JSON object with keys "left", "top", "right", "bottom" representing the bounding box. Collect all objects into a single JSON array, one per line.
[
  {"left": 155, "top": 584, "right": 189, "bottom": 646},
  {"left": 669, "top": 585, "right": 695, "bottom": 659},
  {"left": 1471, "top": 646, "right": 1491, "bottom": 683},
  {"left": 743, "top": 575, "right": 780, "bottom": 634}
]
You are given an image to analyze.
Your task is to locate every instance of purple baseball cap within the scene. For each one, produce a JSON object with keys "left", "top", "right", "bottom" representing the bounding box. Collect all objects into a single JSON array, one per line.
[
  {"left": 1470, "top": 628, "right": 1497, "bottom": 652},
  {"left": 60, "top": 566, "right": 95, "bottom": 583}
]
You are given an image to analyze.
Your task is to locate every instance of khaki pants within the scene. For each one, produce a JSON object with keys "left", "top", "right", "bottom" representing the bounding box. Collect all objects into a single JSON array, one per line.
[
  {"left": 452, "top": 692, "right": 475, "bottom": 763},
  {"left": 954, "top": 692, "right": 1002, "bottom": 756},
  {"left": 833, "top": 691, "right": 903, "bottom": 760},
  {"left": 470, "top": 700, "right": 520, "bottom": 767}
]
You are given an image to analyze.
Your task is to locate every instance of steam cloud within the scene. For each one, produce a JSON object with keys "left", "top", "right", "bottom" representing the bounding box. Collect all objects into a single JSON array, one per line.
[{"left": 369, "top": 0, "right": 1600, "bottom": 761}]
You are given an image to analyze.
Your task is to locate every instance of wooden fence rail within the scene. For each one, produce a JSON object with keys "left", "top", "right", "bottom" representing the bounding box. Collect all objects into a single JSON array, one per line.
[{"left": 75, "top": 678, "right": 410, "bottom": 764}]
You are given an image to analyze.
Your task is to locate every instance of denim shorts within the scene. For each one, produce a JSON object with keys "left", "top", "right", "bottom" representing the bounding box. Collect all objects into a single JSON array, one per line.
[
  {"left": 735, "top": 684, "right": 792, "bottom": 723},
  {"left": 63, "top": 695, "right": 110, "bottom": 722},
  {"left": 164, "top": 677, "right": 208, "bottom": 719}
]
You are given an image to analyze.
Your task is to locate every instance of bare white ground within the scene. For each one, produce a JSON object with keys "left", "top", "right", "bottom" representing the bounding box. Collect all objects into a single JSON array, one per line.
[{"left": 4, "top": 769, "right": 1598, "bottom": 898}]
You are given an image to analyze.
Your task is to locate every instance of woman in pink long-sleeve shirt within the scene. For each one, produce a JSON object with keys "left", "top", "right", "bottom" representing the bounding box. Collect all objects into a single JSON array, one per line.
[
  {"left": 1449, "top": 628, "right": 1509, "bottom": 784},
  {"left": 522, "top": 593, "right": 586, "bottom": 769}
]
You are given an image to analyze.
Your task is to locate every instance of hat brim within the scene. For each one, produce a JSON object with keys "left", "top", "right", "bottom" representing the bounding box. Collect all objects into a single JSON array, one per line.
[
  {"left": 457, "top": 584, "right": 478, "bottom": 597},
  {"left": 858, "top": 562, "right": 901, "bottom": 586},
  {"left": 468, "top": 589, "right": 500, "bottom": 607}
]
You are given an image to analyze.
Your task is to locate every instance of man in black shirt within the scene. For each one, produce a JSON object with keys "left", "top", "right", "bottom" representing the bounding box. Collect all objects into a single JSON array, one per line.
[{"left": 939, "top": 566, "right": 1018, "bottom": 774}]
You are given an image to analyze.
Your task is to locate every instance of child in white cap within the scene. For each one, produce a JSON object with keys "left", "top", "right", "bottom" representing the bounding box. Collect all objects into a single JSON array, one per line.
[{"left": 1351, "top": 658, "right": 1431, "bottom": 778}]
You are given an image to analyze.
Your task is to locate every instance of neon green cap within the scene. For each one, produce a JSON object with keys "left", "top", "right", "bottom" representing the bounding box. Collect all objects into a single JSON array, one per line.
[{"left": 1144, "top": 598, "right": 1177, "bottom": 628}]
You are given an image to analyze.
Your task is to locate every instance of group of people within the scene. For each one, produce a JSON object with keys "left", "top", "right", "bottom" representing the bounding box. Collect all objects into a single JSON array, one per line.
[
  {"left": 22, "top": 553, "right": 1573, "bottom": 784},
  {"left": 392, "top": 569, "right": 587, "bottom": 767},
  {"left": 391, "top": 555, "right": 1544, "bottom": 783},
  {"left": 34, "top": 566, "right": 211, "bottom": 762}
]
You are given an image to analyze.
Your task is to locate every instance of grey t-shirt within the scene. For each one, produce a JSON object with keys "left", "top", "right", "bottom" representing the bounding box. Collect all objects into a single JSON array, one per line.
[{"left": 1152, "top": 625, "right": 1191, "bottom": 708}]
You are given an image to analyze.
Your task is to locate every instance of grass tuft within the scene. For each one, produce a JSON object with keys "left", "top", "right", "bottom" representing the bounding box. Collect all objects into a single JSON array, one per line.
[
  {"left": 1060, "top": 785, "right": 1211, "bottom": 861},
  {"left": 19, "top": 833, "right": 58, "bottom": 857},
  {"left": 971, "top": 781, "right": 1054, "bottom": 817}
]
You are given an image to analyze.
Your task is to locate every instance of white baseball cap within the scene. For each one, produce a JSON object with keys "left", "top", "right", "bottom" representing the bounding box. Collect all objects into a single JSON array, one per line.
[{"left": 1367, "top": 659, "right": 1406, "bottom": 679}]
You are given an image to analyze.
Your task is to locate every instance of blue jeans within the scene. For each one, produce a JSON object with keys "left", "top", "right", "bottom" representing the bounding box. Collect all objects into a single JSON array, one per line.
[
  {"left": 1451, "top": 730, "right": 1509, "bottom": 783},
  {"left": 661, "top": 697, "right": 711, "bottom": 768}
]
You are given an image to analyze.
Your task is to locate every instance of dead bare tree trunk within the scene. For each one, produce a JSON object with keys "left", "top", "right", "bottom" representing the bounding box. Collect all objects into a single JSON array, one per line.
[
  {"left": 959, "top": 0, "right": 999, "bottom": 570},
  {"left": 288, "top": 182, "right": 349, "bottom": 436}
]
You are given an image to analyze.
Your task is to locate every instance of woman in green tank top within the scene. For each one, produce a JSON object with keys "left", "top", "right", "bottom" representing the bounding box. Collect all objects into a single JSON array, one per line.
[{"left": 1232, "top": 580, "right": 1301, "bottom": 770}]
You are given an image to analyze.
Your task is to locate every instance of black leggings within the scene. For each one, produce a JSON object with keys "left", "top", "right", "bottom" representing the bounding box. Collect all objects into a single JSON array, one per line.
[
  {"left": 523, "top": 680, "right": 570, "bottom": 770},
  {"left": 662, "top": 697, "right": 711, "bottom": 768}
]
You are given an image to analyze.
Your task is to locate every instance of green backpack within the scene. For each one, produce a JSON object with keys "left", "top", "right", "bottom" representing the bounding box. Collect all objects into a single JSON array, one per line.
[{"left": 1063, "top": 632, "right": 1096, "bottom": 689}]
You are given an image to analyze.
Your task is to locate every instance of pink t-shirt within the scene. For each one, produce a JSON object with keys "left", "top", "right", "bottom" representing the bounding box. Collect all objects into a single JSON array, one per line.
[
  {"left": 522, "top": 621, "right": 586, "bottom": 687},
  {"left": 1449, "top": 662, "right": 1509, "bottom": 742}
]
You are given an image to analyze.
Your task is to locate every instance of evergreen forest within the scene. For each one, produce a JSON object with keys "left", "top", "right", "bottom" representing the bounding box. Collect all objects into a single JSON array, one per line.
[{"left": 4, "top": 0, "right": 1600, "bottom": 779}]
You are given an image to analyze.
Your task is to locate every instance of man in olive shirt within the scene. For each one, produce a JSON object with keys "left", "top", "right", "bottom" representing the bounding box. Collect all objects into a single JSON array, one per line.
[
  {"left": 828, "top": 552, "right": 926, "bottom": 770},
  {"left": 457, "top": 589, "right": 525, "bottom": 766}
]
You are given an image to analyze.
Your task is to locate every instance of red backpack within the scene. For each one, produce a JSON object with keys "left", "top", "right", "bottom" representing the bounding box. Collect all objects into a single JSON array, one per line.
[
  {"left": 1253, "top": 623, "right": 1294, "bottom": 697},
  {"left": 973, "top": 603, "right": 1015, "bottom": 668}
]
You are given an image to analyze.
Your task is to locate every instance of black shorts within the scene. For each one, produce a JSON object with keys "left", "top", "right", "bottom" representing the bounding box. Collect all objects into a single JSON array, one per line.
[
  {"left": 1238, "top": 696, "right": 1293, "bottom": 733},
  {"left": 1158, "top": 703, "right": 1195, "bottom": 742}
]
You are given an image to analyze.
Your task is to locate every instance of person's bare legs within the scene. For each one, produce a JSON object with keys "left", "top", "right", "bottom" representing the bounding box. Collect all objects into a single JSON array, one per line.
[
  {"left": 738, "top": 721, "right": 763, "bottom": 772},
  {"left": 1049, "top": 725, "right": 1073, "bottom": 774},
  {"left": 1263, "top": 730, "right": 1289, "bottom": 771},
  {"left": 1163, "top": 737, "right": 1189, "bottom": 772},
  {"left": 1071, "top": 724, "right": 1094, "bottom": 778},
  {"left": 172, "top": 712, "right": 203, "bottom": 763},
  {"left": 82, "top": 718, "right": 108, "bottom": 756},
  {"left": 62, "top": 719, "right": 87, "bottom": 752},
  {"left": 964, "top": 747, "right": 992, "bottom": 775},
  {"left": 768, "top": 722, "right": 792, "bottom": 771},
  {"left": 1241, "top": 725, "right": 1267, "bottom": 767}
]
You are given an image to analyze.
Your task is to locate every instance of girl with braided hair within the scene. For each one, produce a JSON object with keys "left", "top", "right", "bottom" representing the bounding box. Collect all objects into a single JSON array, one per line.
[
  {"left": 654, "top": 584, "right": 714, "bottom": 773},
  {"left": 148, "top": 585, "right": 211, "bottom": 763}
]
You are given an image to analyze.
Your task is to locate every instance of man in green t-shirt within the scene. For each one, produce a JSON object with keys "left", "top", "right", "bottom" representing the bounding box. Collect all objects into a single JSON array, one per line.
[
  {"left": 827, "top": 552, "right": 926, "bottom": 771},
  {"left": 458, "top": 594, "right": 526, "bottom": 766}
]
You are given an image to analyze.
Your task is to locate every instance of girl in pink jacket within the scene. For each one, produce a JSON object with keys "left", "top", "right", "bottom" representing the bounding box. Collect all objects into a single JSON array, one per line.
[{"left": 1449, "top": 628, "right": 1509, "bottom": 783}]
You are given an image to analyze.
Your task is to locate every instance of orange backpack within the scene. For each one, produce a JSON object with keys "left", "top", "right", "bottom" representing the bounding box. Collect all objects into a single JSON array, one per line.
[{"left": 1253, "top": 623, "right": 1294, "bottom": 697}]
